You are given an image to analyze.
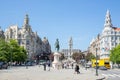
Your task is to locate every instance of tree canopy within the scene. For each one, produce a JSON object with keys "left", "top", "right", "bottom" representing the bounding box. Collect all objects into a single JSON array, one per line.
[
  {"left": 85, "top": 53, "right": 95, "bottom": 62},
  {"left": 0, "top": 39, "right": 27, "bottom": 63},
  {"left": 72, "top": 52, "right": 84, "bottom": 62},
  {"left": 110, "top": 45, "right": 120, "bottom": 64},
  {"left": 0, "top": 38, "right": 8, "bottom": 61},
  {"left": 59, "top": 52, "right": 65, "bottom": 61}
]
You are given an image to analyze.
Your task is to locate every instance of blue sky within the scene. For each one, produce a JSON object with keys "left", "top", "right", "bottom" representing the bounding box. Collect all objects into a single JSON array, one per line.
[{"left": 0, "top": 0, "right": 120, "bottom": 51}]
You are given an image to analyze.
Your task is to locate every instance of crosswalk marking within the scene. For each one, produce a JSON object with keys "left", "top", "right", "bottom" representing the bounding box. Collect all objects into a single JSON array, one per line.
[
  {"left": 108, "top": 74, "right": 116, "bottom": 77},
  {"left": 102, "top": 74, "right": 108, "bottom": 77},
  {"left": 102, "top": 74, "right": 120, "bottom": 77},
  {"left": 113, "top": 74, "right": 120, "bottom": 77}
]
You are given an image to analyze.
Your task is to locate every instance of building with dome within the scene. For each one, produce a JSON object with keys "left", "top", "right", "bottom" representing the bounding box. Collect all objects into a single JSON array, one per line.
[
  {"left": 89, "top": 10, "right": 120, "bottom": 59},
  {"left": 4, "top": 14, "right": 51, "bottom": 61}
]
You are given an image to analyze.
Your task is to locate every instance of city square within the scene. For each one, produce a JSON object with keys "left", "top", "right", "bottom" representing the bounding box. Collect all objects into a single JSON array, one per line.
[
  {"left": 0, "top": 1, "right": 120, "bottom": 80},
  {"left": 0, "top": 65, "right": 106, "bottom": 80}
]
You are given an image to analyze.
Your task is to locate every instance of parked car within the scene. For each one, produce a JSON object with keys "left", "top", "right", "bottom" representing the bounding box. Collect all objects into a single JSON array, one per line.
[
  {"left": 0, "top": 62, "right": 8, "bottom": 69},
  {"left": 99, "top": 66, "right": 107, "bottom": 70}
]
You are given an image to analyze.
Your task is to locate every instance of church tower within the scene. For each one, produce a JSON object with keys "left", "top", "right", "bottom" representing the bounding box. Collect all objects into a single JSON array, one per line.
[{"left": 69, "top": 37, "right": 73, "bottom": 58}]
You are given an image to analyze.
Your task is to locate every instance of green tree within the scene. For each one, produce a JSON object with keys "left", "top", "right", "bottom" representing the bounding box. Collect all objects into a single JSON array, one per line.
[
  {"left": 110, "top": 45, "right": 120, "bottom": 65},
  {"left": 8, "top": 39, "right": 27, "bottom": 63},
  {"left": 0, "top": 38, "right": 9, "bottom": 61},
  {"left": 85, "top": 53, "right": 95, "bottom": 62},
  {"left": 72, "top": 52, "right": 84, "bottom": 62},
  {"left": 0, "top": 39, "right": 27, "bottom": 63},
  {"left": 59, "top": 53, "right": 65, "bottom": 61},
  {"left": 13, "top": 47, "right": 27, "bottom": 63}
]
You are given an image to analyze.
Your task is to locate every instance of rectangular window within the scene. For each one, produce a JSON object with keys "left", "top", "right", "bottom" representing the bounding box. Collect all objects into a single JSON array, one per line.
[
  {"left": 18, "top": 34, "right": 21, "bottom": 38},
  {"left": 111, "top": 31, "right": 113, "bottom": 34},
  {"left": 26, "top": 40, "right": 29, "bottom": 45},
  {"left": 112, "top": 43, "right": 114, "bottom": 46}
]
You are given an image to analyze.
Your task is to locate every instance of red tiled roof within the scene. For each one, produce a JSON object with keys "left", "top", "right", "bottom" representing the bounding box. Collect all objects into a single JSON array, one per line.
[{"left": 112, "top": 27, "right": 120, "bottom": 31}]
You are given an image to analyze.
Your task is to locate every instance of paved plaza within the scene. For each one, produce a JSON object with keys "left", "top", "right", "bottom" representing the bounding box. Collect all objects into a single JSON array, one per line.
[{"left": 0, "top": 65, "right": 106, "bottom": 80}]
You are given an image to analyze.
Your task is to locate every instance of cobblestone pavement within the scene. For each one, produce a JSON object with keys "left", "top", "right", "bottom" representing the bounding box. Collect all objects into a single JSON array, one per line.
[{"left": 0, "top": 65, "right": 105, "bottom": 80}]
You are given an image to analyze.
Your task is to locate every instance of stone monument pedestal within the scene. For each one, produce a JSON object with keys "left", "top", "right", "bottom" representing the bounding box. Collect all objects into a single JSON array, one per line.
[{"left": 52, "top": 52, "right": 62, "bottom": 69}]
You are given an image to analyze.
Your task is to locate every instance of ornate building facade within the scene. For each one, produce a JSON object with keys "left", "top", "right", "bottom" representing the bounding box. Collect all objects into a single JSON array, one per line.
[
  {"left": 4, "top": 14, "right": 51, "bottom": 60},
  {"left": 89, "top": 10, "right": 120, "bottom": 59},
  {"left": 89, "top": 34, "right": 100, "bottom": 58}
]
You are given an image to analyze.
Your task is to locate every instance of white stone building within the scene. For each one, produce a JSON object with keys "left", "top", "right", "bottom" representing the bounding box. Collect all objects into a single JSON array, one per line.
[
  {"left": 100, "top": 10, "right": 120, "bottom": 59},
  {"left": 89, "top": 34, "right": 100, "bottom": 58},
  {"left": 89, "top": 10, "right": 120, "bottom": 59},
  {"left": 4, "top": 14, "right": 51, "bottom": 60}
]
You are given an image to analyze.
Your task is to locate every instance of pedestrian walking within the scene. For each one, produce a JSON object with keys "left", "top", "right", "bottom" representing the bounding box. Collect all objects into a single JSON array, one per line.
[
  {"left": 43, "top": 63, "right": 46, "bottom": 71},
  {"left": 62, "top": 63, "right": 64, "bottom": 69},
  {"left": 75, "top": 64, "right": 80, "bottom": 74},
  {"left": 71, "top": 63, "right": 74, "bottom": 69},
  {"left": 48, "top": 62, "right": 50, "bottom": 71}
]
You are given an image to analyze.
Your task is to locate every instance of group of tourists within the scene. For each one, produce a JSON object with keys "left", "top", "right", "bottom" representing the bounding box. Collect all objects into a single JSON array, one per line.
[
  {"left": 62, "top": 62, "right": 74, "bottom": 69},
  {"left": 61, "top": 62, "right": 80, "bottom": 74},
  {"left": 42, "top": 61, "right": 80, "bottom": 74}
]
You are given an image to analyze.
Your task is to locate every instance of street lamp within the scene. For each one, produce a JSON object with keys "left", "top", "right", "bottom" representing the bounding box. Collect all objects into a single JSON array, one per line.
[{"left": 96, "top": 48, "right": 98, "bottom": 76}]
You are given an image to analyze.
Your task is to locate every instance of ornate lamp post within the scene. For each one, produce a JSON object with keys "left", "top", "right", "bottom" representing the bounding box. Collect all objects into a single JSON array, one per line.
[{"left": 96, "top": 48, "right": 98, "bottom": 76}]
